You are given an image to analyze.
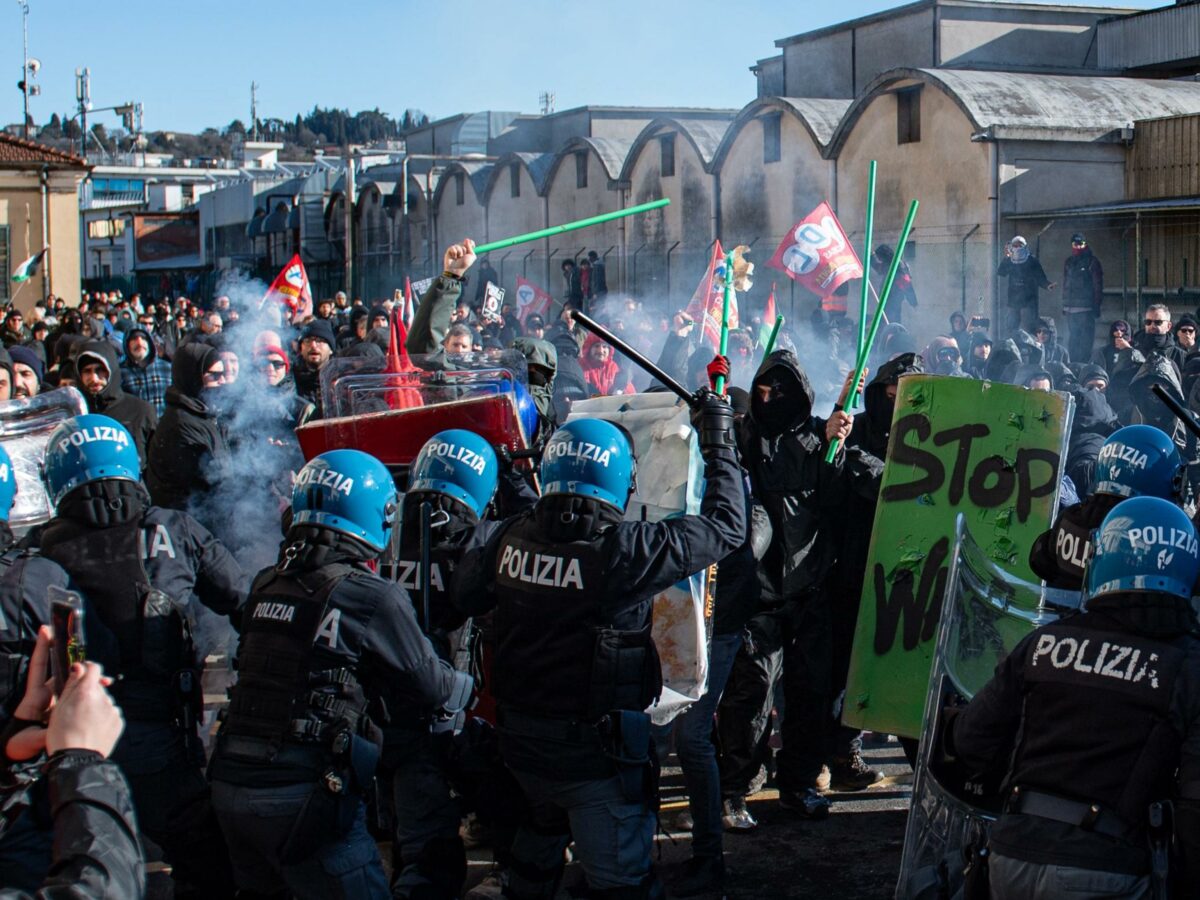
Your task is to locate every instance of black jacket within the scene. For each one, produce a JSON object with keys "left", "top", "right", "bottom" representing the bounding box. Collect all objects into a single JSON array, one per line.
[
  {"left": 1063, "top": 382, "right": 1119, "bottom": 499},
  {"left": 713, "top": 478, "right": 772, "bottom": 637},
  {"left": 949, "top": 596, "right": 1200, "bottom": 886},
  {"left": 739, "top": 350, "right": 882, "bottom": 601},
  {"left": 0, "top": 751, "right": 144, "bottom": 900},
  {"left": 1129, "top": 352, "right": 1188, "bottom": 453},
  {"left": 997, "top": 256, "right": 1050, "bottom": 309},
  {"left": 75, "top": 340, "right": 157, "bottom": 466},
  {"left": 145, "top": 341, "right": 230, "bottom": 512}
]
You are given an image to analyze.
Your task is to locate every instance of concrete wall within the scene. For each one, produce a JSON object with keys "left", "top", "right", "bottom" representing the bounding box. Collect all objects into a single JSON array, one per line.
[
  {"left": 0, "top": 169, "right": 84, "bottom": 308},
  {"left": 432, "top": 169, "right": 487, "bottom": 272},
  {"left": 718, "top": 109, "right": 831, "bottom": 252},
  {"left": 837, "top": 80, "right": 993, "bottom": 338},
  {"left": 623, "top": 125, "right": 717, "bottom": 305},
  {"left": 483, "top": 161, "right": 549, "bottom": 288},
  {"left": 542, "top": 148, "right": 624, "bottom": 294}
]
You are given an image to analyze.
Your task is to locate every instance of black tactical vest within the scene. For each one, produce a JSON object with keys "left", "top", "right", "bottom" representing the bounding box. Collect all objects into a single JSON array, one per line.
[
  {"left": 491, "top": 516, "right": 661, "bottom": 721},
  {"left": 40, "top": 519, "right": 189, "bottom": 721},
  {"left": 1012, "top": 618, "right": 1187, "bottom": 830},
  {"left": 223, "top": 563, "right": 367, "bottom": 751},
  {"left": 390, "top": 545, "right": 465, "bottom": 634}
]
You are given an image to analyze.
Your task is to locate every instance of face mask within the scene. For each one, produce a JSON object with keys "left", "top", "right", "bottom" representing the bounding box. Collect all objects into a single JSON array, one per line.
[
  {"left": 1146, "top": 333, "right": 1170, "bottom": 349},
  {"left": 1010, "top": 246, "right": 1029, "bottom": 264},
  {"left": 1072, "top": 246, "right": 1086, "bottom": 256}
]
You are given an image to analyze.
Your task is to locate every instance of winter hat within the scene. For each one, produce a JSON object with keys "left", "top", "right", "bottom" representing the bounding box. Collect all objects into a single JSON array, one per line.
[
  {"left": 1110, "top": 319, "right": 1131, "bottom": 336},
  {"left": 1176, "top": 313, "right": 1198, "bottom": 332},
  {"left": 299, "top": 318, "right": 336, "bottom": 349},
  {"left": 255, "top": 343, "right": 290, "bottom": 373},
  {"left": 8, "top": 345, "right": 43, "bottom": 382}
]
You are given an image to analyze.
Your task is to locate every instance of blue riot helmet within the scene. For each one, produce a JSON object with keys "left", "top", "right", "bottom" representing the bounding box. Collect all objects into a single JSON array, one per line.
[
  {"left": 292, "top": 449, "right": 397, "bottom": 552},
  {"left": 1093, "top": 425, "right": 1183, "bottom": 500},
  {"left": 512, "top": 379, "right": 539, "bottom": 442},
  {"left": 0, "top": 445, "right": 15, "bottom": 522},
  {"left": 408, "top": 429, "right": 498, "bottom": 520},
  {"left": 540, "top": 418, "right": 635, "bottom": 513},
  {"left": 1084, "top": 496, "right": 1200, "bottom": 604},
  {"left": 42, "top": 414, "right": 141, "bottom": 507}
]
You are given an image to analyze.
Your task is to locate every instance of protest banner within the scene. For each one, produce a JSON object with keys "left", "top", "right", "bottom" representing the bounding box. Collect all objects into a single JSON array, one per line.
[{"left": 841, "top": 375, "right": 1073, "bottom": 738}]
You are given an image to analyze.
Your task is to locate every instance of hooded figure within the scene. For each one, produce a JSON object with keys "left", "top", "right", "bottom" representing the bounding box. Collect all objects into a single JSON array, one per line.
[
  {"left": 75, "top": 340, "right": 157, "bottom": 464},
  {"left": 1063, "top": 377, "right": 1120, "bottom": 501},
  {"left": 1033, "top": 317, "right": 1070, "bottom": 366},
  {"left": 509, "top": 336, "right": 558, "bottom": 445},
  {"left": 1129, "top": 352, "right": 1188, "bottom": 452},
  {"left": 735, "top": 349, "right": 884, "bottom": 811},
  {"left": 119, "top": 325, "right": 171, "bottom": 416},
  {"left": 145, "top": 341, "right": 231, "bottom": 512},
  {"left": 983, "top": 338, "right": 1022, "bottom": 384},
  {"left": 964, "top": 332, "right": 993, "bottom": 379},
  {"left": 849, "top": 353, "right": 924, "bottom": 458},
  {"left": 922, "top": 336, "right": 968, "bottom": 377}
]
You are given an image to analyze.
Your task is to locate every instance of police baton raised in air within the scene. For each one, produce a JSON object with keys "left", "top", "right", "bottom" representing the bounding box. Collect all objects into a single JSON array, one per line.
[{"left": 568, "top": 310, "right": 696, "bottom": 407}]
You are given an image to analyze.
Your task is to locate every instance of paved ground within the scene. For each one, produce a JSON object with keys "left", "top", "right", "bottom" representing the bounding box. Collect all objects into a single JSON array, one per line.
[{"left": 461, "top": 735, "right": 914, "bottom": 899}]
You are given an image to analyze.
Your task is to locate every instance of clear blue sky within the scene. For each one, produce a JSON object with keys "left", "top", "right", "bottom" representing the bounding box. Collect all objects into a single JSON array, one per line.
[{"left": 8, "top": 0, "right": 1167, "bottom": 133}]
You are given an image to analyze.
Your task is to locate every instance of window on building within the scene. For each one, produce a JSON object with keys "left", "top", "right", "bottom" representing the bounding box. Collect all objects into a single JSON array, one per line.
[
  {"left": 897, "top": 87, "right": 921, "bottom": 145},
  {"left": 763, "top": 113, "right": 782, "bottom": 164},
  {"left": 0, "top": 226, "right": 8, "bottom": 303},
  {"left": 455, "top": 173, "right": 465, "bottom": 206},
  {"left": 660, "top": 134, "right": 676, "bottom": 177},
  {"left": 510, "top": 164, "right": 521, "bottom": 198},
  {"left": 575, "top": 152, "right": 588, "bottom": 189}
]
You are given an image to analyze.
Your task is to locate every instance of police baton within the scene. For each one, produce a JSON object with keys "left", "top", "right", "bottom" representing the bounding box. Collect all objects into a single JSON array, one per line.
[
  {"left": 1151, "top": 383, "right": 1200, "bottom": 440},
  {"left": 569, "top": 310, "right": 696, "bottom": 408}
]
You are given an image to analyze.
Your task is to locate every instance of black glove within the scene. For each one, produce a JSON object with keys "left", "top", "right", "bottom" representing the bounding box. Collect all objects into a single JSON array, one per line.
[{"left": 691, "top": 389, "right": 736, "bottom": 454}]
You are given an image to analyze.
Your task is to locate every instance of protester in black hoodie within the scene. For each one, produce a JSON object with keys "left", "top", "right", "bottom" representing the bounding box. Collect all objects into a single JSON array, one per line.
[
  {"left": 1064, "top": 368, "right": 1120, "bottom": 500},
  {"left": 145, "top": 341, "right": 231, "bottom": 511},
  {"left": 75, "top": 340, "right": 156, "bottom": 464},
  {"left": 719, "top": 351, "right": 882, "bottom": 821}
]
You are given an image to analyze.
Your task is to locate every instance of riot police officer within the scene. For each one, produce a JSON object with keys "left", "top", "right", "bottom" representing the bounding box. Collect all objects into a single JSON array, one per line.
[
  {"left": 209, "top": 448, "right": 470, "bottom": 899},
  {"left": 1029, "top": 424, "right": 1183, "bottom": 589},
  {"left": 0, "top": 444, "right": 74, "bottom": 892},
  {"left": 35, "top": 413, "right": 247, "bottom": 898},
  {"left": 454, "top": 400, "right": 746, "bottom": 900},
  {"left": 948, "top": 496, "right": 1200, "bottom": 898},
  {"left": 381, "top": 429, "right": 503, "bottom": 899}
]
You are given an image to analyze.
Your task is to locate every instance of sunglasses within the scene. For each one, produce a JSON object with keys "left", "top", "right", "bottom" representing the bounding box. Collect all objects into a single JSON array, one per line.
[
  {"left": 1179, "top": 327, "right": 1196, "bottom": 334},
  {"left": 1145, "top": 319, "right": 1169, "bottom": 326},
  {"left": 262, "top": 359, "right": 287, "bottom": 370}
]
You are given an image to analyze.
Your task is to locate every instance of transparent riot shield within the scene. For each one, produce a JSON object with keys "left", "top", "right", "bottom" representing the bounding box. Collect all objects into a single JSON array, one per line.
[
  {"left": 0, "top": 388, "right": 88, "bottom": 536},
  {"left": 296, "top": 350, "right": 532, "bottom": 474},
  {"left": 897, "top": 513, "right": 1081, "bottom": 899},
  {"left": 567, "top": 392, "right": 710, "bottom": 725}
]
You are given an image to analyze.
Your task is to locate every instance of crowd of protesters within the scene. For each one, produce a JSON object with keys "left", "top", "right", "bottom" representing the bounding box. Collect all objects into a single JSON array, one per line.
[{"left": 0, "top": 228, "right": 1198, "bottom": 900}]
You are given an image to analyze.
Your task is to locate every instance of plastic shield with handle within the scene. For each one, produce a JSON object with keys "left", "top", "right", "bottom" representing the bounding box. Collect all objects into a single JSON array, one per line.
[
  {"left": 898, "top": 514, "right": 1081, "bottom": 900},
  {"left": 0, "top": 387, "right": 88, "bottom": 536}
]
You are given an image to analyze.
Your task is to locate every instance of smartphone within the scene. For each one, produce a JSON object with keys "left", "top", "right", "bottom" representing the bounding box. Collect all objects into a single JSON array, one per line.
[{"left": 48, "top": 586, "right": 86, "bottom": 695}]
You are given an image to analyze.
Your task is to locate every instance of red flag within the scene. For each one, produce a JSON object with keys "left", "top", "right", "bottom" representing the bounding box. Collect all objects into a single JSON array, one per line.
[
  {"left": 685, "top": 241, "right": 739, "bottom": 350},
  {"left": 514, "top": 276, "right": 553, "bottom": 324},
  {"left": 258, "top": 254, "right": 313, "bottom": 320},
  {"left": 382, "top": 306, "right": 424, "bottom": 410},
  {"left": 759, "top": 284, "right": 777, "bottom": 348},
  {"left": 766, "top": 202, "right": 862, "bottom": 300}
]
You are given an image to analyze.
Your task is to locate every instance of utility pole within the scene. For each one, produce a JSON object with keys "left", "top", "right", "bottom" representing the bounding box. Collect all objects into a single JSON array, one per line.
[
  {"left": 250, "top": 82, "right": 259, "bottom": 141},
  {"left": 17, "top": 2, "right": 30, "bottom": 138},
  {"left": 344, "top": 152, "right": 355, "bottom": 296},
  {"left": 539, "top": 91, "right": 555, "bottom": 116},
  {"left": 75, "top": 67, "right": 90, "bottom": 160}
]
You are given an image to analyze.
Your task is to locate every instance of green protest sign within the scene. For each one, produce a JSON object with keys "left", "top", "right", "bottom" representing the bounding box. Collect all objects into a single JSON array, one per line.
[{"left": 841, "top": 375, "right": 1073, "bottom": 738}]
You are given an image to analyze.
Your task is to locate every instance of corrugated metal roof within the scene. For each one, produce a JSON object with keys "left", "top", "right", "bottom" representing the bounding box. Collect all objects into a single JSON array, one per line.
[
  {"left": 1011, "top": 197, "right": 1200, "bottom": 219},
  {"left": 828, "top": 67, "right": 1200, "bottom": 153},
  {"left": 1098, "top": 3, "right": 1200, "bottom": 71}
]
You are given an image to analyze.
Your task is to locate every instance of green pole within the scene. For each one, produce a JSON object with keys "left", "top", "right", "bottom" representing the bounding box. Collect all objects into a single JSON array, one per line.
[
  {"left": 825, "top": 199, "right": 919, "bottom": 464},
  {"left": 857, "top": 161, "right": 877, "bottom": 361},
  {"left": 714, "top": 250, "right": 735, "bottom": 395},
  {"left": 471, "top": 198, "right": 670, "bottom": 255},
  {"left": 763, "top": 315, "right": 784, "bottom": 357}
]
